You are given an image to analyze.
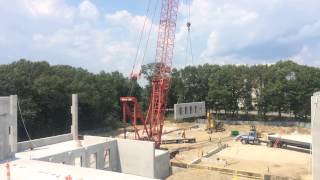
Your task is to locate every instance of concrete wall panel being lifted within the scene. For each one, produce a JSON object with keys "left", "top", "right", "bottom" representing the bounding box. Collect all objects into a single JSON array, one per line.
[
  {"left": 174, "top": 101, "right": 206, "bottom": 120},
  {"left": 312, "top": 92, "right": 320, "bottom": 180}
]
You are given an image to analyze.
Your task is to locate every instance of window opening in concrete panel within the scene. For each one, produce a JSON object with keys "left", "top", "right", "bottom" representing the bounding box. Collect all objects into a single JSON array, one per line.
[
  {"left": 185, "top": 107, "right": 187, "bottom": 114},
  {"left": 104, "top": 149, "right": 110, "bottom": 169},
  {"left": 89, "top": 153, "right": 97, "bottom": 169},
  {"left": 8, "top": 126, "right": 11, "bottom": 135},
  {"left": 75, "top": 156, "right": 82, "bottom": 167},
  {"left": 195, "top": 106, "right": 197, "bottom": 113},
  {"left": 190, "top": 106, "right": 192, "bottom": 114},
  {"left": 179, "top": 107, "right": 182, "bottom": 115}
]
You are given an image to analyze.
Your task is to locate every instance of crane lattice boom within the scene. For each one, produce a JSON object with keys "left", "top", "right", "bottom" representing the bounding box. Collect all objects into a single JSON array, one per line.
[{"left": 120, "top": 0, "right": 179, "bottom": 148}]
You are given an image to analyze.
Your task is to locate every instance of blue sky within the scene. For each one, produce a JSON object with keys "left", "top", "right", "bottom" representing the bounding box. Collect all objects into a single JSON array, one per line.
[{"left": 0, "top": 0, "right": 320, "bottom": 76}]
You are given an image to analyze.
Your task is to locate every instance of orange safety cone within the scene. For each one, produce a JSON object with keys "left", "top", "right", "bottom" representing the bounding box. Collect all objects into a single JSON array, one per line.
[
  {"left": 65, "top": 175, "right": 72, "bottom": 180},
  {"left": 5, "top": 161, "right": 11, "bottom": 180}
]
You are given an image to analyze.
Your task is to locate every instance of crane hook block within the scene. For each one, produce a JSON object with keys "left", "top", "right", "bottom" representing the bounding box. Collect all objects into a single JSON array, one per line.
[
  {"left": 130, "top": 72, "right": 141, "bottom": 81},
  {"left": 187, "top": 22, "right": 191, "bottom": 28}
]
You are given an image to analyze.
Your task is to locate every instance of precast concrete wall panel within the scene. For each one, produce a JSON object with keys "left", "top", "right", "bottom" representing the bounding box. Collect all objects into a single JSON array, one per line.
[
  {"left": 0, "top": 97, "right": 10, "bottom": 160},
  {"left": 83, "top": 136, "right": 120, "bottom": 172},
  {"left": 18, "top": 133, "right": 73, "bottom": 151},
  {"left": 0, "top": 95, "right": 17, "bottom": 161},
  {"left": 154, "top": 150, "right": 170, "bottom": 179},
  {"left": 174, "top": 101, "right": 206, "bottom": 120},
  {"left": 312, "top": 92, "right": 320, "bottom": 180},
  {"left": 39, "top": 148, "right": 86, "bottom": 166},
  {"left": 116, "top": 138, "right": 155, "bottom": 178}
]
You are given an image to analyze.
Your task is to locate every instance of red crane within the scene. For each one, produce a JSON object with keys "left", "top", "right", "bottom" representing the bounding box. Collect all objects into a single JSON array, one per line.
[{"left": 120, "top": 0, "right": 179, "bottom": 148}]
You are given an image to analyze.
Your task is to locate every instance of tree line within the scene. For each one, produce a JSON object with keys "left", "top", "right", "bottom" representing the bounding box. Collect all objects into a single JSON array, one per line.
[
  {"left": 160, "top": 60, "right": 320, "bottom": 121},
  {"left": 0, "top": 59, "right": 318, "bottom": 140},
  {"left": 0, "top": 59, "right": 141, "bottom": 140}
]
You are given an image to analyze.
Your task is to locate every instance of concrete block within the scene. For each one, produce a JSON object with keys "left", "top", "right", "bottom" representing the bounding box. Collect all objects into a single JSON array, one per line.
[{"left": 174, "top": 101, "right": 206, "bottom": 120}]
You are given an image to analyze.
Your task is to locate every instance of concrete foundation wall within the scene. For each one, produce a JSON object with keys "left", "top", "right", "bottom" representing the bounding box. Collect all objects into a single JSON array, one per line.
[
  {"left": 312, "top": 92, "right": 320, "bottom": 180},
  {"left": 154, "top": 150, "right": 170, "bottom": 179},
  {"left": 18, "top": 133, "right": 73, "bottom": 151},
  {"left": 116, "top": 138, "right": 155, "bottom": 178},
  {"left": 174, "top": 102, "right": 206, "bottom": 120}
]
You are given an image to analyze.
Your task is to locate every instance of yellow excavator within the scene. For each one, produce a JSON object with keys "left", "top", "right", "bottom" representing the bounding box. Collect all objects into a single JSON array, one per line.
[{"left": 207, "top": 112, "right": 225, "bottom": 133}]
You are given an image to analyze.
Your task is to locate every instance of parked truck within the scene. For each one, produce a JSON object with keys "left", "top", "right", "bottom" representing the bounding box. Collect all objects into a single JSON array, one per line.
[
  {"left": 238, "top": 126, "right": 260, "bottom": 145},
  {"left": 267, "top": 134, "right": 311, "bottom": 149}
]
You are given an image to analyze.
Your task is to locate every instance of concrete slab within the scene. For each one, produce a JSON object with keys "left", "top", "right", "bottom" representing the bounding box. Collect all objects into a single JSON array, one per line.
[{"left": 0, "top": 159, "right": 156, "bottom": 180}]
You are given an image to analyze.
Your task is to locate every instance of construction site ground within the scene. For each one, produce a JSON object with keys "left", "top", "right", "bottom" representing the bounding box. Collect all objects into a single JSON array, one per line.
[{"left": 96, "top": 121, "right": 311, "bottom": 180}]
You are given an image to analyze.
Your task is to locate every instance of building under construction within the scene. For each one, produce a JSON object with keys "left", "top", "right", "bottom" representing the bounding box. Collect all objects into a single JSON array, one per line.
[{"left": 0, "top": 95, "right": 170, "bottom": 180}]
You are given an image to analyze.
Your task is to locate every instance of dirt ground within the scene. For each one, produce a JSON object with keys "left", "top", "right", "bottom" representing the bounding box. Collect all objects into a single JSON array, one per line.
[
  {"left": 162, "top": 121, "right": 311, "bottom": 180},
  {"left": 96, "top": 121, "right": 311, "bottom": 179},
  {"left": 167, "top": 169, "right": 249, "bottom": 180},
  {"left": 203, "top": 141, "right": 311, "bottom": 179}
]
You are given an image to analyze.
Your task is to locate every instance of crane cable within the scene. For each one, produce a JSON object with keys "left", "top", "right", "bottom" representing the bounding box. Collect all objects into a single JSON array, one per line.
[
  {"left": 128, "top": 0, "right": 152, "bottom": 96},
  {"left": 140, "top": 0, "right": 159, "bottom": 75},
  {"left": 185, "top": 0, "right": 194, "bottom": 66},
  {"left": 17, "top": 98, "right": 37, "bottom": 149},
  {"left": 129, "top": 0, "right": 160, "bottom": 96},
  {"left": 130, "top": 0, "right": 152, "bottom": 79}
]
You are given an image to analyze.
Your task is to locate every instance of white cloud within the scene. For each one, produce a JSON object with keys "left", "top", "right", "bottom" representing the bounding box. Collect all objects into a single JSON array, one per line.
[
  {"left": 200, "top": 32, "right": 219, "bottom": 61},
  {"left": 174, "top": 0, "right": 320, "bottom": 67},
  {"left": 78, "top": 0, "right": 100, "bottom": 20},
  {"left": 1, "top": 0, "right": 320, "bottom": 75},
  {"left": 22, "top": 0, "right": 75, "bottom": 21},
  {"left": 29, "top": 8, "right": 158, "bottom": 74},
  {"left": 291, "top": 44, "right": 320, "bottom": 66},
  {"left": 278, "top": 20, "right": 320, "bottom": 44},
  {"left": 105, "top": 10, "right": 151, "bottom": 35}
]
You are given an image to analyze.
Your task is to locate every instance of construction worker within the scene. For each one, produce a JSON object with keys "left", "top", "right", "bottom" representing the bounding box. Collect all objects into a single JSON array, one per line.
[
  {"left": 218, "top": 137, "right": 222, "bottom": 147},
  {"left": 181, "top": 130, "right": 186, "bottom": 139}
]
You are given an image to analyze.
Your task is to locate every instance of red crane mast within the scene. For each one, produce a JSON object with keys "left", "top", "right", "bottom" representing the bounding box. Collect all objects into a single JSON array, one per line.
[{"left": 120, "top": 0, "right": 179, "bottom": 148}]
